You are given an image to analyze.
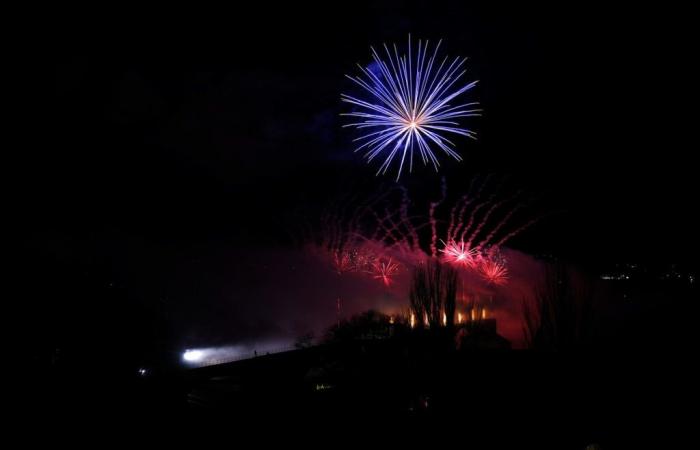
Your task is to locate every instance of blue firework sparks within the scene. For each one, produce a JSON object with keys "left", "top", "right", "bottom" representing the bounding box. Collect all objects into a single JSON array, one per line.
[{"left": 342, "top": 36, "right": 481, "bottom": 180}]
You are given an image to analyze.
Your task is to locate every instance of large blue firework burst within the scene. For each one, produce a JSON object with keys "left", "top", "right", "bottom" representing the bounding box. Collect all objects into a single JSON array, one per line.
[{"left": 342, "top": 36, "right": 481, "bottom": 180}]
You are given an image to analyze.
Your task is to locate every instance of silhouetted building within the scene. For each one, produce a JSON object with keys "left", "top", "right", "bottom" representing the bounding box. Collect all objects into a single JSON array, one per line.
[{"left": 456, "top": 318, "right": 511, "bottom": 350}]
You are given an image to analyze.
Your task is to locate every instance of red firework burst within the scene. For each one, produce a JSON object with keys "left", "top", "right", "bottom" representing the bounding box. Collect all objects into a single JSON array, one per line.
[
  {"left": 478, "top": 258, "right": 509, "bottom": 285},
  {"left": 440, "top": 239, "right": 478, "bottom": 267},
  {"left": 370, "top": 258, "right": 400, "bottom": 286},
  {"left": 332, "top": 250, "right": 355, "bottom": 274}
]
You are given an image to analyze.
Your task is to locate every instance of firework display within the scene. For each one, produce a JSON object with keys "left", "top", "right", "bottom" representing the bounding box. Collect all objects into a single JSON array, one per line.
[
  {"left": 342, "top": 36, "right": 480, "bottom": 180},
  {"left": 368, "top": 257, "right": 400, "bottom": 286},
  {"left": 309, "top": 176, "right": 539, "bottom": 291},
  {"left": 324, "top": 36, "right": 539, "bottom": 329},
  {"left": 478, "top": 257, "right": 509, "bottom": 285},
  {"left": 440, "top": 239, "right": 478, "bottom": 267}
]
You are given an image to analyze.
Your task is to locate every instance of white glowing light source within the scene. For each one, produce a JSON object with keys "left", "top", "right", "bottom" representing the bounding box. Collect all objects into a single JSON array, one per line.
[
  {"left": 179, "top": 340, "right": 295, "bottom": 367},
  {"left": 183, "top": 349, "right": 204, "bottom": 362}
]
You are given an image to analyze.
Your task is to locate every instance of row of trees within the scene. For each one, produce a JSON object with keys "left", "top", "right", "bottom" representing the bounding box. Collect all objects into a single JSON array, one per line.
[
  {"left": 409, "top": 260, "right": 596, "bottom": 349},
  {"left": 409, "top": 260, "right": 459, "bottom": 329},
  {"left": 318, "top": 260, "right": 595, "bottom": 350}
]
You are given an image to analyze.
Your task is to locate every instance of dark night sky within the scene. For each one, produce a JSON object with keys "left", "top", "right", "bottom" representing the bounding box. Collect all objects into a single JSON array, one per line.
[{"left": 18, "top": 2, "right": 696, "bottom": 364}]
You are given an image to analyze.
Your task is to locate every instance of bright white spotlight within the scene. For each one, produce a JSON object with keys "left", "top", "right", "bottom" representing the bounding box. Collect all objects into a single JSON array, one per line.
[{"left": 183, "top": 349, "right": 204, "bottom": 363}]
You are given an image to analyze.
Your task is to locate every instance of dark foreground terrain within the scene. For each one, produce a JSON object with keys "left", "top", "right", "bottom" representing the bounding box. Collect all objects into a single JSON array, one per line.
[{"left": 33, "top": 334, "right": 692, "bottom": 448}]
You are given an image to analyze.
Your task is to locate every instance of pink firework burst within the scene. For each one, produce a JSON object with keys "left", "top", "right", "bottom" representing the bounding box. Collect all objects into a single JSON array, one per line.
[
  {"left": 440, "top": 239, "right": 479, "bottom": 267},
  {"left": 332, "top": 250, "right": 356, "bottom": 274},
  {"left": 478, "top": 258, "right": 509, "bottom": 285},
  {"left": 331, "top": 246, "right": 378, "bottom": 274},
  {"left": 369, "top": 258, "right": 400, "bottom": 286}
]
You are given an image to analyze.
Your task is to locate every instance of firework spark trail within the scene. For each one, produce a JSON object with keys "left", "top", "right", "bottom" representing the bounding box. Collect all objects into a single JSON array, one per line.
[
  {"left": 449, "top": 198, "right": 468, "bottom": 242},
  {"left": 394, "top": 191, "right": 424, "bottom": 247},
  {"left": 368, "top": 209, "right": 386, "bottom": 242},
  {"left": 327, "top": 185, "right": 401, "bottom": 245},
  {"left": 445, "top": 176, "right": 481, "bottom": 242},
  {"left": 479, "top": 201, "right": 526, "bottom": 249},
  {"left": 384, "top": 210, "right": 421, "bottom": 255},
  {"left": 494, "top": 216, "right": 544, "bottom": 247},
  {"left": 354, "top": 188, "right": 397, "bottom": 223},
  {"left": 365, "top": 205, "right": 423, "bottom": 259},
  {"left": 379, "top": 207, "right": 405, "bottom": 244},
  {"left": 319, "top": 182, "right": 364, "bottom": 251},
  {"left": 465, "top": 192, "right": 521, "bottom": 249},
  {"left": 366, "top": 205, "right": 407, "bottom": 246},
  {"left": 457, "top": 199, "right": 491, "bottom": 244},
  {"left": 342, "top": 36, "right": 481, "bottom": 180},
  {"left": 446, "top": 194, "right": 469, "bottom": 243},
  {"left": 465, "top": 200, "right": 506, "bottom": 248},
  {"left": 384, "top": 212, "right": 419, "bottom": 253},
  {"left": 327, "top": 189, "right": 364, "bottom": 251},
  {"left": 445, "top": 174, "right": 480, "bottom": 239},
  {"left": 316, "top": 187, "right": 396, "bottom": 275},
  {"left": 451, "top": 174, "right": 495, "bottom": 242},
  {"left": 456, "top": 175, "right": 508, "bottom": 245}
]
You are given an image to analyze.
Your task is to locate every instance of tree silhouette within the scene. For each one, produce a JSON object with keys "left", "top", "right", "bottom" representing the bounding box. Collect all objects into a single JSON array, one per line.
[
  {"left": 522, "top": 263, "right": 593, "bottom": 350},
  {"left": 409, "top": 260, "right": 458, "bottom": 329}
]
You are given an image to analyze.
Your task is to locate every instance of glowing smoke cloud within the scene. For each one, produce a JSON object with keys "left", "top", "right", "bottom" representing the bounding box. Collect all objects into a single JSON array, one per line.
[{"left": 342, "top": 36, "right": 481, "bottom": 180}]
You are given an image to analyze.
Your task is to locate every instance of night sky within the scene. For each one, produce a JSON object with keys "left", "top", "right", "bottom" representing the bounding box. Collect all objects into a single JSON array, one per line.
[{"left": 19, "top": 2, "right": 696, "bottom": 368}]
